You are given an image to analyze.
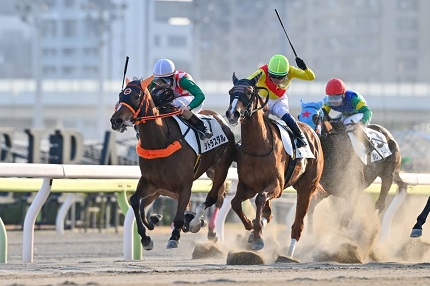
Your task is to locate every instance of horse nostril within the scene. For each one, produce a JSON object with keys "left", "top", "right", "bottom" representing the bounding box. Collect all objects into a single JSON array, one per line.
[{"left": 234, "top": 111, "right": 240, "bottom": 120}]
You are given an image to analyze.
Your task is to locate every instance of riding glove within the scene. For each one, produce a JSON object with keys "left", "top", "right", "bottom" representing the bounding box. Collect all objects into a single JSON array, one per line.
[{"left": 295, "top": 57, "right": 307, "bottom": 70}]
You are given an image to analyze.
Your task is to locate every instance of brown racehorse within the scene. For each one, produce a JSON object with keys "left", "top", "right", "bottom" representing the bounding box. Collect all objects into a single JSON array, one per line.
[
  {"left": 298, "top": 99, "right": 407, "bottom": 230},
  {"left": 110, "top": 76, "right": 236, "bottom": 250},
  {"left": 225, "top": 73, "right": 325, "bottom": 258}
]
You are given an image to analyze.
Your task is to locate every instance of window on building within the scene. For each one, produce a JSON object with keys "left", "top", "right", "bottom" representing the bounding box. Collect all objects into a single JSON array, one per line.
[
  {"left": 62, "top": 66, "right": 76, "bottom": 75},
  {"left": 62, "top": 48, "right": 76, "bottom": 57},
  {"left": 397, "top": 0, "right": 418, "bottom": 11},
  {"left": 397, "top": 38, "right": 418, "bottom": 50},
  {"left": 397, "top": 56, "right": 417, "bottom": 72},
  {"left": 397, "top": 18, "right": 418, "bottom": 31},
  {"left": 168, "top": 36, "right": 187, "bottom": 47},
  {"left": 83, "top": 48, "right": 98, "bottom": 57},
  {"left": 63, "top": 20, "right": 77, "bottom": 37},
  {"left": 83, "top": 66, "right": 99, "bottom": 76},
  {"left": 63, "top": 0, "right": 75, "bottom": 8},
  {"left": 43, "top": 66, "right": 57, "bottom": 76},
  {"left": 42, "top": 48, "right": 57, "bottom": 57},
  {"left": 40, "top": 20, "right": 57, "bottom": 38},
  {"left": 153, "top": 35, "right": 161, "bottom": 47}
]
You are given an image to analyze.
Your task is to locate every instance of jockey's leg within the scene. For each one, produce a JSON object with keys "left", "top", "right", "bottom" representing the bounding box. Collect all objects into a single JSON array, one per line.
[
  {"left": 182, "top": 109, "right": 213, "bottom": 140},
  {"left": 282, "top": 113, "right": 307, "bottom": 148}
]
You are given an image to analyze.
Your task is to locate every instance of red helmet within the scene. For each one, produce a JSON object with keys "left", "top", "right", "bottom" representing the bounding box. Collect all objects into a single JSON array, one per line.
[{"left": 325, "top": 78, "right": 346, "bottom": 95}]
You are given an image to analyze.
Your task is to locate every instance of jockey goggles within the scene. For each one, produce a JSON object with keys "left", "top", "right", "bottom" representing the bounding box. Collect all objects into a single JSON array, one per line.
[
  {"left": 154, "top": 76, "right": 173, "bottom": 87},
  {"left": 269, "top": 73, "right": 287, "bottom": 80},
  {"left": 326, "top": 94, "right": 343, "bottom": 106}
]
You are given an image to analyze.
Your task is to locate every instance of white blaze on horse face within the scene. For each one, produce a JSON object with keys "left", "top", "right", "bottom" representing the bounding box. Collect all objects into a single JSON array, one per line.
[{"left": 228, "top": 98, "right": 239, "bottom": 117}]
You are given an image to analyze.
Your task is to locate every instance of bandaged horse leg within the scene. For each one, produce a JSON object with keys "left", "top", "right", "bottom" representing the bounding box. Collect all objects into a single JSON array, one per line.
[{"left": 189, "top": 204, "right": 206, "bottom": 233}]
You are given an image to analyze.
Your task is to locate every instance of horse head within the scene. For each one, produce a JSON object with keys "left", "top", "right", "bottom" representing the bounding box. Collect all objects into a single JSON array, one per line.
[
  {"left": 225, "top": 72, "right": 265, "bottom": 126},
  {"left": 298, "top": 99, "right": 325, "bottom": 135},
  {"left": 110, "top": 75, "right": 154, "bottom": 133}
]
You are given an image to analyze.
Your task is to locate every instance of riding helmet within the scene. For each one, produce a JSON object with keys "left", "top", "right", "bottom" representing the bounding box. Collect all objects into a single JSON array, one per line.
[
  {"left": 268, "top": 55, "right": 289, "bottom": 76},
  {"left": 326, "top": 78, "right": 346, "bottom": 95},
  {"left": 153, "top": 58, "right": 175, "bottom": 77}
]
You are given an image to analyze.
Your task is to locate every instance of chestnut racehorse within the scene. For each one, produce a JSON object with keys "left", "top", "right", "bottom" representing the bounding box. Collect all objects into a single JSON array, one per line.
[
  {"left": 110, "top": 76, "right": 236, "bottom": 249},
  {"left": 225, "top": 73, "right": 325, "bottom": 258},
  {"left": 298, "top": 99, "right": 407, "bottom": 230}
]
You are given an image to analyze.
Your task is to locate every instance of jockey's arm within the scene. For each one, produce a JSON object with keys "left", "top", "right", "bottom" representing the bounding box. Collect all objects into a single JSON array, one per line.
[
  {"left": 352, "top": 97, "right": 372, "bottom": 125},
  {"left": 289, "top": 66, "right": 316, "bottom": 81},
  {"left": 178, "top": 77, "right": 205, "bottom": 110}
]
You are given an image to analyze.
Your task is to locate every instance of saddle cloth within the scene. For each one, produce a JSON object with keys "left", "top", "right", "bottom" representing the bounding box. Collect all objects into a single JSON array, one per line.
[
  {"left": 172, "top": 115, "right": 229, "bottom": 155},
  {"left": 273, "top": 120, "right": 315, "bottom": 159},
  {"left": 348, "top": 128, "right": 392, "bottom": 165}
]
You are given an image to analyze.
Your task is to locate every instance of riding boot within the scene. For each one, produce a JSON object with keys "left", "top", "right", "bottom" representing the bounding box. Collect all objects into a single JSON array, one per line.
[
  {"left": 282, "top": 113, "right": 307, "bottom": 148},
  {"left": 188, "top": 114, "right": 213, "bottom": 140}
]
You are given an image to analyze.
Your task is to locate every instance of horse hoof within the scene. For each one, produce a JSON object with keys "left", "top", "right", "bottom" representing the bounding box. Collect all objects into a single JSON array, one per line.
[
  {"left": 149, "top": 214, "right": 163, "bottom": 225},
  {"left": 410, "top": 229, "right": 423, "bottom": 238},
  {"left": 251, "top": 239, "right": 264, "bottom": 251},
  {"left": 190, "top": 223, "right": 202, "bottom": 233},
  {"left": 166, "top": 240, "right": 179, "bottom": 249},
  {"left": 142, "top": 239, "right": 154, "bottom": 251},
  {"left": 247, "top": 233, "right": 254, "bottom": 244},
  {"left": 207, "top": 229, "right": 218, "bottom": 242}
]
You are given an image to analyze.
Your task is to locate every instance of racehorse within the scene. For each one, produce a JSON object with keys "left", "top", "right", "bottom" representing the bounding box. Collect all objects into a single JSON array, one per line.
[
  {"left": 225, "top": 73, "right": 325, "bottom": 258},
  {"left": 298, "top": 99, "right": 407, "bottom": 229},
  {"left": 110, "top": 76, "right": 236, "bottom": 249},
  {"left": 410, "top": 196, "right": 430, "bottom": 237}
]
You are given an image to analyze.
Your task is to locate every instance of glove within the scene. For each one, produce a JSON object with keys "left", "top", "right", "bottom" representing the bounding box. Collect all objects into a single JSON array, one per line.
[{"left": 295, "top": 57, "right": 307, "bottom": 70}]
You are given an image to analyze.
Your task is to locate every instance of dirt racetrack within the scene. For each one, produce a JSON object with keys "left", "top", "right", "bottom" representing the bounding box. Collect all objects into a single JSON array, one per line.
[{"left": 1, "top": 194, "right": 430, "bottom": 286}]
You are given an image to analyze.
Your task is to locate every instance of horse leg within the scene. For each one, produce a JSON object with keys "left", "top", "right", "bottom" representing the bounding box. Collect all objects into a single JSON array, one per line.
[
  {"left": 231, "top": 181, "right": 254, "bottom": 231},
  {"left": 139, "top": 192, "right": 161, "bottom": 230},
  {"left": 166, "top": 185, "right": 192, "bottom": 249},
  {"left": 375, "top": 173, "right": 394, "bottom": 213},
  {"left": 207, "top": 194, "right": 225, "bottom": 242},
  {"left": 190, "top": 166, "right": 229, "bottom": 233},
  {"left": 130, "top": 178, "right": 157, "bottom": 251},
  {"left": 307, "top": 183, "right": 328, "bottom": 234},
  {"left": 289, "top": 186, "right": 315, "bottom": 258},
  {"left": 249, "top": 192, "right": 270, "bottom": 251},
  {"left": 411, "top": 196, "right": 430, "bottom": 238}
]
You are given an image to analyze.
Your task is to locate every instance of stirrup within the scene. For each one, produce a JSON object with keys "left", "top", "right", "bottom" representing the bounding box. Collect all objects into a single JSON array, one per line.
[
  {"left": 295, "top": 137, "right": 307, "bottom": 148},
  {"left": 197, "top": 129, "right": 213, "bottom": 140}
]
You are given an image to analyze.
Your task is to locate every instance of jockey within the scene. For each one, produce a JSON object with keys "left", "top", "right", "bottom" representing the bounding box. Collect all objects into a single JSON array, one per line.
[
  {"left": 150, "top": 58, "right": 213, "bottom": 140},
  {"left": 247, "top": 54, "right": 315, "bottom": 148},
  {"left": 323, "top": 78, "right": 372, "bottom": 132}
]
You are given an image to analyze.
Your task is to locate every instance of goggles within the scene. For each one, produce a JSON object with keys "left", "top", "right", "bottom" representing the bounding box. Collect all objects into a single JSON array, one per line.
[
  {"left": 154, "top": 76, "right": 173, "bottom": 87},
  {"left": 269, "top": 73, "right": 287, "bottom": 80},
  {"left": 326, "top": 94, "right": 343, "bottom": 106}
]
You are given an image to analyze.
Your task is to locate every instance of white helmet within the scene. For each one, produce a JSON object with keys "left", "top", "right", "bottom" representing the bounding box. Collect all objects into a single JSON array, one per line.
[{"left": 153, "top": 58, "right": 175, "bottom": 77}]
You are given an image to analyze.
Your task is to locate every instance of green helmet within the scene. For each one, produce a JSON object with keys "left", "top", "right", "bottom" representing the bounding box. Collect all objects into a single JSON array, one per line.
[{"left": 268, "top": 55, "right": 289, "bottom": 76}]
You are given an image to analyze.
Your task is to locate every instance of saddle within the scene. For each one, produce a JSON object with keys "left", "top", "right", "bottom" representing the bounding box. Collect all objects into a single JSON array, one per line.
[{"left": 347, "top": 127, "right": 392, "bottom": 164}]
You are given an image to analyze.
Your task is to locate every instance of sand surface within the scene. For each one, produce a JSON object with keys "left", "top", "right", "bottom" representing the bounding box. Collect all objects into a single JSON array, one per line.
[{"left": 1, "top": 194, "right": 430, "bottom": 285}]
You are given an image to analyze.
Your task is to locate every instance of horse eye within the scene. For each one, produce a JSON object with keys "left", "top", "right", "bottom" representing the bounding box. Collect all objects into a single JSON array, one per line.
[{"left": 312, "top": 114, "right": 319, "bottom": 124}]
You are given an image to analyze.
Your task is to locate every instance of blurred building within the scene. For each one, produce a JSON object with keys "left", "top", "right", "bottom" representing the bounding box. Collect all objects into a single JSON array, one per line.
[{"left": 0, "top": 0, "right": 429, "bottom": 140}]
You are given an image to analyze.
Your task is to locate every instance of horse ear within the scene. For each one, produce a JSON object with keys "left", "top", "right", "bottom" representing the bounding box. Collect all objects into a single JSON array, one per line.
[
  {"left": 300, "top": 99, "right": 305, "bottom": 108},
  {"left": 317, "top": 100, "right": 324, "bottom": 109},
  {"left": 249, "top": 71, "right": 262, "bottom": 86},
  {"left": 232, "top": 72, "right": 238, "bottom": 84},
  {"left": 126, "top": 78, "right": 130, "bottom": 85},
  {"left": 140, "top": 75, "right": 154, "bottom": 89}
]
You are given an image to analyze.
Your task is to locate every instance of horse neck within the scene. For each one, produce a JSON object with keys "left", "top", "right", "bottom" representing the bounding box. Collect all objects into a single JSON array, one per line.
[
  {"left": 137, "top": 114, "right": 171, "bottom": 148},
  {"left": 241, "top": 111, "right": 272, "bottom": 147}
]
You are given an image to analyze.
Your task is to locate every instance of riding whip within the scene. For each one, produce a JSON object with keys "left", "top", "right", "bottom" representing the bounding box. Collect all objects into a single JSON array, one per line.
[
  {"left": 121, "top": 56, "right": 129, "bottom": 90},
  {"left": 274, "top": 9, "right": 298, "bottom": 57}
]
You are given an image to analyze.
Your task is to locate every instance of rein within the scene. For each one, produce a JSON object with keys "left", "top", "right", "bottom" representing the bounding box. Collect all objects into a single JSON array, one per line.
[{"left": 236, "top": 85, "right": 274, "bottom": 157}]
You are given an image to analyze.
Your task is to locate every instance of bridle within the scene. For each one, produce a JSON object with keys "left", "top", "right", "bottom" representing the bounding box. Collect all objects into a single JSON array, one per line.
[
  {"left": 115, "top": 81, "right": 180, "bottom": 125},
  {"left": 229, "top": 80, "right": 269, "bottom": 121}
]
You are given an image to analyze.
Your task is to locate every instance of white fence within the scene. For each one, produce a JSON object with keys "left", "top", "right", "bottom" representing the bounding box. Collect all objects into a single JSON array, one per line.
[{"left": 1, "top": 163, "right": 429, "bottom": 264}]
